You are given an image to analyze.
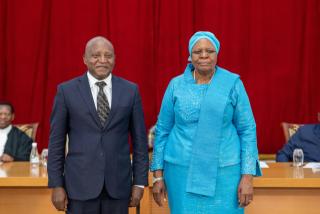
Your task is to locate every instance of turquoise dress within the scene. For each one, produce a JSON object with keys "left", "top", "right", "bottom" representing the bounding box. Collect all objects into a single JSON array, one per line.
[{"left": 151, "top": 64, "right": 261, "bottom": 214}]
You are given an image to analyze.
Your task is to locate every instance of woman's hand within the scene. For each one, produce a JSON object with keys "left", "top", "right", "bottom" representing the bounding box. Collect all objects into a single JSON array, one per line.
[
  {"left": 152, "top": 170, "right": 167, "bottom": 207},
  {"left": 238, "top": 174, "right": 253, "bottom": 207},
  {"left": 152, "top": 179, "right": 167, "bottom": 207}
]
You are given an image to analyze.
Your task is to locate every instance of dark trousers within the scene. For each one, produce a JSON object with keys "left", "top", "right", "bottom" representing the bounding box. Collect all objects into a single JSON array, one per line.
[{"left": 66, "top": 187, "right": 129, "bottom": 214}]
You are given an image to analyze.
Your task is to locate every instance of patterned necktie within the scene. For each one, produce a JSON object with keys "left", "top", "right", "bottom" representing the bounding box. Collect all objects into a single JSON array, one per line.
[{"left": 95, "top": 81, "right": 110, "bottom": 126}]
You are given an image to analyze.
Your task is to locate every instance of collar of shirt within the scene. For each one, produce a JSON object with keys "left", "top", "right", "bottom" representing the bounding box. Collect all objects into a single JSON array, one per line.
[
  {"left": 87, "top": 71, "right": 112, "bottom": 90},
  {"left": 0, "top": 124, "right": 12, "bottom": 135},
  {"left": 86, "top": 71, "right": 112, "bottom": 109},
  {"left": 0, "top": 125, "right": 12, "bottom": 156}
]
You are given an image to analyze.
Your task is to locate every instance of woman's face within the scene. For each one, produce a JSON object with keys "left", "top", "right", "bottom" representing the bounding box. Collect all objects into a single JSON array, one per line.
[{"left": 191, "top": 38, "right": 217, "bottom": 74}]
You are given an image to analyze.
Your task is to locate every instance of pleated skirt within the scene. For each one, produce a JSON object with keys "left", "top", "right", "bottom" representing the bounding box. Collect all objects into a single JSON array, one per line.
[{"left": 164, "top": 162, "right": 244, "bottom": 214}]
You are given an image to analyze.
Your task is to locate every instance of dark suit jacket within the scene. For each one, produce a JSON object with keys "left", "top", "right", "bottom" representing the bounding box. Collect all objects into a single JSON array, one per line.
[
  {"left": 3, "top": 126, "right": 33, "bottom": 161},
  {"left": 48, "top": 73, "right": 149, "bottom": 201},
  {"left": 276, "top": 124, "right": 320, "bottom": 162}
]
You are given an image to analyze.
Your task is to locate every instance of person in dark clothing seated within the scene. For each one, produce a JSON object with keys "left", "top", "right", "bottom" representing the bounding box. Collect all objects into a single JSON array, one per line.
[
  {"left": 276, "top": 124, "right": 320, "bottom": 162},
  {"left": 0, "top": 101, "right": 33, "bottom": 162}
]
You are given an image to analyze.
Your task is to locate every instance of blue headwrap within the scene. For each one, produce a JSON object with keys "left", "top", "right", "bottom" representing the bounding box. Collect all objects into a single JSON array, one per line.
[{"left": 188, "top": 31, "right": 220, "bottom": 58}]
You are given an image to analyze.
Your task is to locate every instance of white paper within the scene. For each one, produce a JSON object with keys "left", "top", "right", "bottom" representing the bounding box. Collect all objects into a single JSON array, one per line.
[
  {"left": 312, "top": 168, "right": 320, "bottom": 173},
  {"left": 259, "top": 161, "right": 269, "bottom": 168},
  {"left": 303, "top": 162, "right": 320, "bottom": 169}
]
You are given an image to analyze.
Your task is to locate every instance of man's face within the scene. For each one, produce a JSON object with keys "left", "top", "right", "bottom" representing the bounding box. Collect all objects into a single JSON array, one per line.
[
  {"left": 83, "top": 39, "right": 115, "bottom": 80},
  {"left": 0, "top": 105, "right": 14, "bottom": 129}
]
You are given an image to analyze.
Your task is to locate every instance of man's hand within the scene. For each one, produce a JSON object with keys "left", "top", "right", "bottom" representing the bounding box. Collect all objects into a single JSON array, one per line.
[
  {"left": 129, "top": 185, "right": 144, "bottom": 207},
  {"left": 51, "top": 187, "right": 68, "bottom": 211},
  {"left": 0, "top": 154, "right": 14, "bottom": 162},
  {"left": 152, "top": 179, "right": 167, "bottom": 207},
  {"left": 238, "top": 174, "right": 253, "bottom": 207}
]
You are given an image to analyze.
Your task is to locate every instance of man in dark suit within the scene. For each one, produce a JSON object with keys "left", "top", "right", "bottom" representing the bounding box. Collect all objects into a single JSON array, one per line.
[
  {"left": 0, "top": 101, "right": 32, "bottom": 162},
  {"left": 48, "top": 36, "right": 149, "bottom": 214},
  {"left": 276, "top": 124, "right": 320, "bottom": 162}
]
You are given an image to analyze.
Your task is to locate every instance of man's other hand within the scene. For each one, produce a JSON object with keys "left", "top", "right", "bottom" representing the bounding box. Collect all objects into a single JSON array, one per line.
[
  {"left": 0, "top": 154, "right": 14, "bottom": 162},
  {"left": 129, "top": 185, "right": 144, "bottom": 207},
  {"left": 51, "top": 187, "right": 68, "bottom": 211}
]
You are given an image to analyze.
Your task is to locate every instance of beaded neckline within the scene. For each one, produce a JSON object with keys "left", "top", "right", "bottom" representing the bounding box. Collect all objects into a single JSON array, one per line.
[{"left": 193, "top": 69, "right": 215, "bottom": 84}]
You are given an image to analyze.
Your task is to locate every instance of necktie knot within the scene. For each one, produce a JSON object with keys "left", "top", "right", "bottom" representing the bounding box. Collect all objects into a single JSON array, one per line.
[{"left": 95, "top": 81, "right": 106, "bottom": 89}]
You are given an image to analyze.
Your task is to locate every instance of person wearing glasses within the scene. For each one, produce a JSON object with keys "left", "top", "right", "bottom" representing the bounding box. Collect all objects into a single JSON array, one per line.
[{"left": 151, "top": 31, "right": 261, "bottom": 214}]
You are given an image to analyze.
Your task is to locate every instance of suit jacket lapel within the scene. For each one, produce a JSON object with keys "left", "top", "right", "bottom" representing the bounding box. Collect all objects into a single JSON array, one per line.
[
  {"left": 77, "top": 73, "right": 102, "bottom": 128},
  {"left": 104, "top": 75, "right": 121, "bottom": 130}
]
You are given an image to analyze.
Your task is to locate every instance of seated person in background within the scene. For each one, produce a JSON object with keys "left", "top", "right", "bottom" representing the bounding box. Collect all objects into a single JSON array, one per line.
[
  {"left": 0, "top": 101, "right": 33, "bottom": 162},
  {"left": 276, "top": 124, "right": 320, "bottom": 162}
]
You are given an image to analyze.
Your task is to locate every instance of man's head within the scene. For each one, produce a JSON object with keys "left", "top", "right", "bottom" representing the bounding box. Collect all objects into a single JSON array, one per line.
[
  {"left": 83, "top": 36, "right": 115, "bottom": 80},
  {"left": 0, "top": 101, "right": 15, "bottom": 129}
]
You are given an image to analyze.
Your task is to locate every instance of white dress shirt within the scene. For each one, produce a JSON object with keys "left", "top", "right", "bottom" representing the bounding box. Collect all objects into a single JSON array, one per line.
[
  {"left": 87, "top": 71, "right": 112, "bottom": 110},
  {"left": 0, "top": 125, "right": 12, "bottom": 156}
]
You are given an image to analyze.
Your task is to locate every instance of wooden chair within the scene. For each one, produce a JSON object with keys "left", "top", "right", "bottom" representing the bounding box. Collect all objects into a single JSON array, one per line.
[
  {"left": 259, "top": 122, "right": 303, "bottom": 161},
  {"left": 147, "top": 125, "right": 156, "bottom": 149},
  {"left": 14, "top": 122, "right": 39, "bottom": 141},
  {"left": 259, "top": 153, "right": 276, "bottom": 161},
  {"left": 259, "top": 122, "right": 304, "bottom": 161},
  {"left": 281, "top": 122, "right": 303, "bottom": 142}
]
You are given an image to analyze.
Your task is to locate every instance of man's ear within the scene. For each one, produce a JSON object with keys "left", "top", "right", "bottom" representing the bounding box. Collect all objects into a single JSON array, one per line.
[
  {"left": 11, "top": 113, "right": 15, "bottom": 122},
  {"left": 83, "top": 55, "right": 87, "bottom": 65}
]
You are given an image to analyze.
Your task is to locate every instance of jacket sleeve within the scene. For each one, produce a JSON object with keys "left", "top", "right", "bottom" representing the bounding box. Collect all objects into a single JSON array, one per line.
[
  {"left": 130, "top": 86, "right": 149, "bottom": 186},
  {"left": 4, "top": 128, "right": 32, "bottom": 161},
  {"left": 47, "top": 85, "right": 68, "bottom": 188},
  {"left": 14, "top": 133, "right": 33, "bottom": 161},
  {"left": 150, "top": 80, "right": 175, "bottom": 171},
  {"left": 276, "top": 132, "right": 298, "bottom": 162},
  {"left": 232, "top": 79, "right": 261, "bottom": 176}
]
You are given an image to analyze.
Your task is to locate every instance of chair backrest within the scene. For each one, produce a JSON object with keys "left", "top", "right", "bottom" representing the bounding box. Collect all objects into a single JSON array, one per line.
[
  {"left": 147, "top": 125, "right": 156, "bottom": 149},
  {"left": 281, "top": 122, "right": 303, "bottom": 142},
  {"left": 259, "top": 122, "right": 303, "bottom": 161},
  {"left": 14, "top": 123, "right": 39, "bottom": 141}
]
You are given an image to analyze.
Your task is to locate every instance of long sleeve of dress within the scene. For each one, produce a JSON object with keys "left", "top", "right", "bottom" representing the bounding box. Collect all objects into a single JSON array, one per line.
[
  {"left": 150, "top": 80, "right": 175, "bottom": 171},
  {"left": 232, "top": 79, "right": 261, "bottom": 176}
]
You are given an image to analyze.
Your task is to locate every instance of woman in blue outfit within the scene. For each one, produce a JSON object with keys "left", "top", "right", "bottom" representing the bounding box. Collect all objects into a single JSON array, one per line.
[{"left": 150, "top": 31, "right": 261, "bottom": 214}]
